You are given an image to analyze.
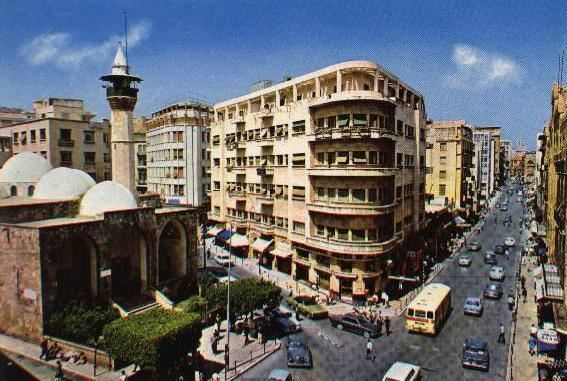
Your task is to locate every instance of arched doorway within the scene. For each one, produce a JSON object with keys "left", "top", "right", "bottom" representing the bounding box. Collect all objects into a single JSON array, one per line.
[
  {"left": 109, "top": 227, "right": 147, "bottom": 300},
  {"left": 158, "top": 220, "right": 187, "bottom": 284},
  {"left": 10, "top": 185, "right": 17, "bottom": 196},
  {"left": 27, "top": 185, "right": 34, "bottom": 196},
  {"left": 56, "top": 233, "right": 98, "bottom": 303}
]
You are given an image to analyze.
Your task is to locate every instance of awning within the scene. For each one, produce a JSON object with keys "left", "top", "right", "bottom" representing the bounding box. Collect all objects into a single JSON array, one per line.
[
  {"left": 534, "top": 265, "right": 564, "bottom": 301},
  {"left": 270, "top": 248, "right": 293, "bottom": 259},
  {"left": 217, "top": 230, "right": 232, "bottom": 242},
  {"left": 454, "top": 216, "right": 466, "bottom": 225},
  {"left": 206, "top": 225, "right": 223, "bottom": 237},
  {"left": 252, "top": 238, "right": 274, "bottom": 253},
  {"left": 230, "top": 233, "right": 249, "bottom": 248}
]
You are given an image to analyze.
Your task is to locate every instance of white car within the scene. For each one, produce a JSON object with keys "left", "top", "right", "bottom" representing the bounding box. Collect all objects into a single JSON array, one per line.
[
  {"left": 214, "top": 252, "right": 234, "bottom": 267},
  {"left": 489, "top": 266, "right": 505, "bottom": 281},
  {"left": 382, "top": 362, "right": 421, "bottom": 381},
  {"left": 504, "top": 237, "right": 516, "bottom": 247},
  {"left": 458, "top": 254, "right": 472, "bottom": 267}
]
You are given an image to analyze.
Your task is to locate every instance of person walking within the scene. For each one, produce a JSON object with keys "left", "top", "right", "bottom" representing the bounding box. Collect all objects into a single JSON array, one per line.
[
  {"left": 54, "top": 360, "right": 64, "bottom": 381},
  {"left": 498, "top": 323, "right": 506, "bottom": 344},
  {"left": 216, "top": 313, "right": 222, "bottom": 332},
  {"left": 39, "top": 338, "right": 48, "bottom": 360},
  {"left": 366, "top": 339, "right": 374, "bottom": 361},
  {"left": 529, "top": 335, "right": 537, "bottom": 356},
  {"left": 521, "top": 275, "right": 526, "bottom": 289},
  {"left": 385, "top": 316, "right": 391, "bottom": 336},
  {"left": 530, "top": 324, "right": 538, "bottom": 337},
  {"left": 522, "top": 287, "right": 528, "bottom": 303},
  {"left": 120, "top": 370, "right": 128, "bottom": 381}
]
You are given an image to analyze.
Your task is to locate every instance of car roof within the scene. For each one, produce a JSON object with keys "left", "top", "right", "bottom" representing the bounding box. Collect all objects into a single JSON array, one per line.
[
  {"left": 466, "top": 297, "right": 481, "bottom": 302},
  {"left": 384, "top": 362, "right": 420, "bottom": 378},
  {"left": 268, "top": 369, "right": 291, "bottom": 378},
  {"left": 491, "top": 266, "right": 504, "bottom": 270},
  {"left": 465, "top": 338, "right": 488, "bottom": 348}
]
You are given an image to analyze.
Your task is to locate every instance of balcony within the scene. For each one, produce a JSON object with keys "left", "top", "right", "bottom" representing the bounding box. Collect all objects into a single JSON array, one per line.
[
  {"left": 84, "top": 139, "right": 95, "bottom": 145},
  {"left": 304, "top": 233, "right": 401, "bottom": 256},
  {"left": 308, "top": 90, "right": 395, "bottom": 109},
  {"left": 307, "top": 126, "right": 396, "bottom": 142},
  {"left": 254, "top": 221, "right": 274, "bottom": 235},
  {"left": 307, "top": 165, "right": 398, "bottom": 177},
  {"left": 226, "top": 215, "right": 247, "bottom": 228},
  {"left": 228, "top": 190, "right": 247, "bottom": 200},
  {"left": 258, "top": 138, "right": 274, "bottom": 147},
  {"left": 256, "top": 195, "right": 275, "bottom": 206},
  {"left": 306, "top": 201, "right": 396, "bottom": 216},
  {"left": 59, "top": 160, "right": 73, "bottom": 167},
  {"left": 232, "top": 166, "right": 246, "bottom": 174},
  {"left": 259, "top": 108, "right": 274, "bottom": 118},
  {"left": 237, "top": 141, "right": 246, "bottom": 149},
  {"left": 58, "top": 139, "right": 75, "bottom": 147},
  {"left": 293, "top": 256, "right": 311, "bottom": 267},
  {"left": 207, "top": 212, "right": 225, "bottom": 222},
  {"left": 257, "top": 166, "right": 274, "bottom": 176}
]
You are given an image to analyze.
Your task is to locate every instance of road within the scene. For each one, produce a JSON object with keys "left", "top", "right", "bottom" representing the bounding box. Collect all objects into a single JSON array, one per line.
[{"left": 240, "top": 185, "right": 525, "bottom": 381}]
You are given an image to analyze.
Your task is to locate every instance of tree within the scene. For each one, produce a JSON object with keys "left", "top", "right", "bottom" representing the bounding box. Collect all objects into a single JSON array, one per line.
[{"left": 102, "top": 309, "right": 201, "bottom": 380}]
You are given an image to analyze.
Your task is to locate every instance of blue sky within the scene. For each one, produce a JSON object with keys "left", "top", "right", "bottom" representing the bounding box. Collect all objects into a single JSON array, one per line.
[{"left": 1, "top": 0, "right": 566, "bottom": 148}]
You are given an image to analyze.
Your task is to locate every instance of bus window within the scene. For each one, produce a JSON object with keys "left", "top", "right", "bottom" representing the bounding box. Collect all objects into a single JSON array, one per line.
[
  {"left": 427, "top": 311, "right": 434, "bottom": 319},
  {"left": 415, "top": 310, "right": 426, "bottom": 318},
  {"left": 407, "top": 309, "right": 414, "bottom": 317}
]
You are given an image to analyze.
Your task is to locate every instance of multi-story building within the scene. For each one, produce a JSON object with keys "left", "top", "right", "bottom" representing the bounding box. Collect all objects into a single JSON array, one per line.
[
  {"left": 473, "top": 129, "right": 494, "bottom": 205},
  {"left": 425, "top": 120, "right": 475, "bottom": 211},
  {"left": 500, "top": 139, "right": 511, "bottom": 179},
  {"left": 536, "top": 133, "right": 546, "bottom": 216},
  {"left": 510, "top": 152, "right": 525, "bottom": 179},
  {"left": 471, "top": 140, "right": 483, "bottom": 212},
  {"left": 524, "top": 151, "right": 536, "bottom": 183},
  {"left": 476, "top": 126, "right": 502, "bottom": 187},
  {"left": 134, "top": 117, "right": 148, "bottom": 194},
  {"left": 209, "top": 61, "right": 427, "bottom": 297},
  {"left": 4, "top": 98, "right": 111, "bottom": 183},
  {"left": 146, "top": 102, "right": 212, "bottom": 207},
  {"left": 0, "top": 107, "right": 35, "bottom": 127}
]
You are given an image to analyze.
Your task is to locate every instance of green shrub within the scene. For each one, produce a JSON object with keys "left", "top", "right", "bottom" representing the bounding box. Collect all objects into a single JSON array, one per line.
[
  {"left": 46, "top": 300, "right": 118, "bottom": 345},
  {"left": 102, "top": 309, "right": 201, "bottom": 377},
  {"left": 175, "top": 295, "right": 208, "bottom": 314},
  {"left": 287, "top": 296, "right": 328, "bottom": 319}
]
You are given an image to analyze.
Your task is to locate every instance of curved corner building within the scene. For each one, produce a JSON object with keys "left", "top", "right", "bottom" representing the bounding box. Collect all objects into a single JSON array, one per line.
[{"left": 209, "top": 61, "right": 426, "bottom": 297}]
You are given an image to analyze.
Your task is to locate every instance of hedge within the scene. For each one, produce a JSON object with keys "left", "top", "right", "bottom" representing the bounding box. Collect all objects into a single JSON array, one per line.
[
  {"left": 102, "top": 309, "right": 201, "bottom": 375},
  {"left": 287, "top": 296, "right": 328, "bottom": 319},
  {"left": 46, "top": 300, "right": 118, "bottom": 345}
]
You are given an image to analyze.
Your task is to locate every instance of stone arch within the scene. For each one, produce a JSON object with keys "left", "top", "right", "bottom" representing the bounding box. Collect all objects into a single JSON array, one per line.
[
  {"left": 109, "top": 226, "right": 147, "bottom": 300},
  {"left": 10, "top": 185, "right": 17, "bottom": 196},
  {"left": 56, "top": 232, "right": 98, "bottom": 302},
  {"left": 158, "top": 219, "right": 187, "bottom": 284},
  {"left": 27, "top": 185, "right": 35, "bottom": 196}
]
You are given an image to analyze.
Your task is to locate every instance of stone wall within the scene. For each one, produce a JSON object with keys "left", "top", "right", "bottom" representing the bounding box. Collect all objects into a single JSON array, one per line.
[{"left": 0, "top": 199, "right": 78, "bottom": 224}]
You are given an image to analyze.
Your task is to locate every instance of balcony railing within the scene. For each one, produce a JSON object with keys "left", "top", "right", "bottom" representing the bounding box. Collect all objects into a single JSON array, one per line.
[
  {"left": 305, "top": 233, "right": 401, "bottom": 255},
  {"left": 58, "top": 139, "right": 75, "bottom": 147},
  {"left": 308, "top": 126, "right": 396, "bottom": 142},
  {"left": 306, "top": 200, "right": 396, "bottom": 216},
  {"left": 307, "top": 165, "right": 398, "bottom": 177},
  {"left": 59, "top": 160, "right": 73, "bottom": 167},
  {"left": 257, "top": 166, "right": 274, "bottom": 176},
  {"left": 84, "top": 139, "right": 95, "bottom": 145}
]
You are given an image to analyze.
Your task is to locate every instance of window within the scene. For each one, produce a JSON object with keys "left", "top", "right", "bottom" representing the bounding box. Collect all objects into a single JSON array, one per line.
[
  {"left": 396, "top": 186, "right": 402, "bottom": 199},
  {"left": 352, "top": 189, "right": 365, "bottom": 202},
  {"left": 369, "top": 151, "right": 378, "bottom": 164},
  {"left": 84, "top": 130, "right": 94, "bottom": 144},
  {"left": 317, "top": 118, "right": 325, "bottom": 128},
  {"left": 10, "top": 185, "right": 17, "bottom": 196},
  {"left": 369, "top": 114, "right": 378, "bottom": 128},
  {"left": 27, "top": 185, "right": 35, "bottom": 196},
  {"left": 368, "top": 189, "right": 377, "bottom": 202},
  {"left": 327, "top": 152, "right": 335, "bottom": 165},
  {"left": 337, "top": 151, "right": 349, "bottom": 164},
  {"left": 12, "top": 132, "right": 18, "bottom": 145},
  {"left": 292, "top": 153, "right": 305, "bottom": 166},
  {"left": 316, "top": 225, "right": 325, "bottom": 236},
  {"left": 328, "top": 116, "right": 336, "bottom": 129},
  {"left": 39, "top": 128, "right": 46, "bottom": 141},
  {"left": 328, "top": 188, "right": 336, "bottom": 200},
  {"left": 30, "top": 130, "right": 36, "bottom": 143},
  {"left": 316, "top": 187, "right": 325, "bottom": 199},
  {"left": 84, "top": 152, "right": 95, "bottom": 164},
  {"left": 439, "top": 170, "right": 447, "bottom": 179},
  {"left": 352, "top": 230, "right": 365, "bottom": 241},
  {"left": 103, "top": 133, "right": 109, "bottom": 143},
  {"left": 292, "top": 186, "right": 305, "bottom": 200},
  {"left": 352, "top": 151, "right": 367, "bottom": 164},
  {"left": 316, "top": 152, "right": 325, "bottom": 165},
  {"left": 396, "top": 221, "right": 402, "bottom": 232},
  {"left": 440, "top": 156, "right": 447, "bottom": 166},
  {"left": 214, "top": 181, "right": 220, "bottom": 190},
  {"left": 405, "top": 125, "right": 414, "bottom": 138},
  {"left": 293, "top": 221, "right": 305, "bottom": 234},
  {"left": 337, "top": 228, "right": 349, "bottom": 240},
  {"left": 353, "top": 114, "right": 367, "bottom": 127},
  {"left": 396, "top": 120, "right": 404, "bottom": 134},
  {"left": 212, "top": 135, "right": 220, "bottom": 145},
  {"left": 440, "top": 142, "right": 447, "bottom": 151},
  {"left": 60, "top": 129, "right": 71, "bottom": 141},
  {"left": 367, "top": 229, "right": 377, "bottom": 241},
  {"left": 338, "top": 188, "right": 349, "bottom": 201},
  {"left": 337, "top": 114, "right": 350, "bottom": 128},
  {"left": 397, "top": 153, "right": 403, "bottom": 167},
  {"left": 20, "top": 131, "right": 26, "bottom": 145},
  {"left": 213, "top": 158, "right": 220, "bottom": 167},
  {"left": 439, "top": 184, "right": 446, "bottom": 196},
  {"left": 292, "top": 120, "right": 306, "bottom": 135},
  {"left": 60, "top": 151, "right": 72, "bottom": 163}
]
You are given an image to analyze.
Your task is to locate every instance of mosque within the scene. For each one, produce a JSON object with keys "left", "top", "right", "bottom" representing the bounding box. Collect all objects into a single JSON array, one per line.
[{"left": 0, "top": 46, "right": 199, "bottom": 342}]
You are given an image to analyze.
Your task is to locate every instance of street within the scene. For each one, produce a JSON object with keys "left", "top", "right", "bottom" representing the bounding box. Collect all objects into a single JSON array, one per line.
[{"left": 238, "top": 186, "right": 524, "bottom": 380}]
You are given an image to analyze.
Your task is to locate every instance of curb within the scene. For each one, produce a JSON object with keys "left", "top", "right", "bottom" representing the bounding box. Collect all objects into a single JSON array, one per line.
[{"left": 225, "top": 341, "right": 281, "bottom": 381}]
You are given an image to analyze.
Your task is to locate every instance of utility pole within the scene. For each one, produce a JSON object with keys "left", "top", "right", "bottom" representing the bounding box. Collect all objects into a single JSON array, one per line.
[{"left": 225, "top": 222, "right": 232, "bottom": 381}]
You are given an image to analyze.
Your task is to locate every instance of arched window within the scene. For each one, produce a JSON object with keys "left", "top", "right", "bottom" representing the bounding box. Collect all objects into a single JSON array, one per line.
[
  {"left": 10, "top": 186, "right": 17, "bottom": 196},
  {"left": 28, "top": 185, "right": 35, "bottom": 196}
]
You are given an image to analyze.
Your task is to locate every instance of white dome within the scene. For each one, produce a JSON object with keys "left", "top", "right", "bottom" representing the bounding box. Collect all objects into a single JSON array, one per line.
[
  {"left": 0, "top": 152, "right": 52, "bottom": 183},
  {"left": 34, "top": 167, "right": 96, "bottom": 199},
  {"left": 80, "top": 181, "right": 137, "bottom": 217}
]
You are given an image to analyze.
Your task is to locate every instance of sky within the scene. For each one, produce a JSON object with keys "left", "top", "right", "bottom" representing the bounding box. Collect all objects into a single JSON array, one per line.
[{"left": 1, "top": 0, "right": 566, "bottom": 149}]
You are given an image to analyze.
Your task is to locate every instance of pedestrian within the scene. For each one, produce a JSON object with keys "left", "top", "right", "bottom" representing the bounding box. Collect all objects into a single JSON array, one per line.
[
  {"left": 521, "top": 275, "right": 526, "bottom": 289},
  {"left": 216, "top": 313, "right": 222, "bottom": 332},
  {"left": 120, "top": 370, "right": 128, "bottom": 381},
  {"left": 243, "top": 325, "right": 250, "bottom": 346},
  {"left": 211, "top": 335, "right": 218, "bottom": 354},
  {"left": 522, "top": 287, "right": 528, "bottom": 303},
  {"left": 206, "top": 248, "right": 211, "bottom": 259},
  {"left": 530, "top": 324, "right": 538, "bottom": 337},
  {"left": 528, "top": 335, "right": 537, "bottom": 356},
  {"left": 365, "top": 339, "right": 373, "bottom": 361},
  {"left": 39, "top": 337, "right": 48, "bottom": 360},
  {"left": 385, "top": 316, "right": 391, "bottom": 336},
  {"left": 498, "top": 323, "right": 505, "bottom": 344},
  {"left": 54, "top": 360, "right": 64, "bottom": 381}
]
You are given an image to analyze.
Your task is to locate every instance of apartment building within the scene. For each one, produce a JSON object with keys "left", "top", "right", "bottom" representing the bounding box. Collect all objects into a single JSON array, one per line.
[
  {"left": 209, "top": 61, "right": 427, "bottom": 297},
  {"left": 473, "top": 130, "right": 494, "bottom": 205},
  {"left": 476, "top": 126, "right": 502, "bottom": 187},
  {"left": 536, "top": 133, "right": 546, "bottom": 214},
  {"left": 425, "top": 120, "right": 475, "bottom": 211},
  {"left": 0, "top": 107, "right": 35, "bottom": 127},
  {"left": 133, "top": 117, "right": 148, "bottom": 194},
  {"left": 510, "top": 152, "right": 525, "bottom": 179},
  {"left": 6, "top": 98, "right": 111, "bottom": 183},
  {"left": 500, "top": 139, "right": 511, "bottom": 179},
  {"left": 524, "top": 151, "right": 536, "bottom": 184},
  {"left": 146, "top": 102, "right": 212, "bottom": 207}
]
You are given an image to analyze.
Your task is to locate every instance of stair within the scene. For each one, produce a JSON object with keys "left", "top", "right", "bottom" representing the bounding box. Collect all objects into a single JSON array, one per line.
[
  {"left": 128, "top": 301, "right": 160, "bottom": 316},
  {"left": 112, "top": 294, "right": 161, "bottom": 317}
]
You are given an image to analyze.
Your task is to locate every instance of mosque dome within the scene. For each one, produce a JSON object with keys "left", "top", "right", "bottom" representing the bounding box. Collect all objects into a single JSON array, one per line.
[
  {"left": 0, "top": 152, "right": 52, "bottom": 184},
  {"left": 33, "top": 167, "right": 96, "bottom": 199},
  {"left": 80, "top": 181, "right": 137, "bottom": 217}
]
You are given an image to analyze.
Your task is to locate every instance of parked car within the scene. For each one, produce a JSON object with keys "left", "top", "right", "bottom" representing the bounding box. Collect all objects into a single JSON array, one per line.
[
  {"left": 483, "top": 252, "right": 497, "bottom": 265},
  {"left": 495, "top": 203, "right": 500, "bottom": 208},
  {"left": 463, "top": 297, "right": 483, "bottom": 316},
  {"left": 214, "top": 252, "right": 234, "bottom": 267},
  {"left": 382, "top": 362, "right": 421, "bottom": 381},
  {"left": 467, "top": 241, "right": 482, "bottom": 252},
  {"left": 500, "top": 206, "right": 508, "bottom": 211},
  {"left": 458, "top": 254, "right": 472, "bottom": 267},
  {"left": 462, "top": 338, "right": 489, "bottom": 371},
  {"left": 504, "top": 237, "right": 516, "bottom": 247},
  {"left": 483, "top": 283, "right": 503, "bottom": 299},
  {"left": 287, "top": 335, "right": 312, "bottom": 368},
  {"left": 267, "top": 307, "right": 302, "bottom": 334},
  {"left": 329, "top": 313, "right": 379, "bottom": 338},
  {"left": 489, "top": 266, "right": 505, "bottom": 281},
  {"left": 286, "top": 295, "right": 328, "bottom": 319},
  {"left": 267, "top": 369, "right": 293, "bottom": 381},
  {"left": 494, "top": 245, "right": 505, "bottom": 255}
]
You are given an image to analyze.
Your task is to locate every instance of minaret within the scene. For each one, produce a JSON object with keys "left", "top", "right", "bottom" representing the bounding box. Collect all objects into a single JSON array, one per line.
[{"left": 100, "top": 44, "right": 142, "bottom": 195}]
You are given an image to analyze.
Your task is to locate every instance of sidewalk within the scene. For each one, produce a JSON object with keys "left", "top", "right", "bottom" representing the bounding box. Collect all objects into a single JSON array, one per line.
[
  {"left": 0, "top": 333, "right": 135, "bottom": 381},
  {"left": 198, "top": 320, "right": 280, "bottom": 380}
]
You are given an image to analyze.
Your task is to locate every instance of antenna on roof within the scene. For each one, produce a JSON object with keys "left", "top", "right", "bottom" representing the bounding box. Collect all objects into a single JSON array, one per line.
[{"left": 123, "top": 11, "right": 129, "bottom": 74}]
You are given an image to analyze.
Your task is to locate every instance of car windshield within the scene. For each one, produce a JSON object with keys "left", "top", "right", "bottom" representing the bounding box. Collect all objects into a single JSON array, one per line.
[
  {"left": 288, "top": 340, "right": 306, "bottom": 349},
  {"left": 466, "top": 300, "right": 480, "bottom": 306},
  {"left": 465, "top": 344, "right": 487, "bottom": 354}
]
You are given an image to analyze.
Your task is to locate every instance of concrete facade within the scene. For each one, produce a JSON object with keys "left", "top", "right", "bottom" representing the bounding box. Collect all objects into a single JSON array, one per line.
[
  {"left": 146, "top": 102, "right": 212, "bottom": 207},
  {"left": 476, "top": 126, "right": 502, "bottom": 187},
  {"left": 133, "top": 117, "right": 148, "bottom": 194},
  {"left": 473, "top": 129, "right": 494, "bottom": 204},
  {"left": 524, "top": 151, "right": 536, "bottom": 183},
  {"left": 210, "top": 60, "right": 427, "bottom": 296}
]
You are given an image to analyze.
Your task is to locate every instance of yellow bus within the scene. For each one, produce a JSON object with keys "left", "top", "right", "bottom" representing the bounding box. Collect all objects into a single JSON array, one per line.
[{"left": 406, "top": 283, "right": 451, "bottom": 335}]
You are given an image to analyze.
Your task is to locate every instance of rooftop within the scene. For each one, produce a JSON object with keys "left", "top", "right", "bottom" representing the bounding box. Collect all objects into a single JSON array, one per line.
[{"left": 10, "top": 216, "right": 100, "bottom": 229}]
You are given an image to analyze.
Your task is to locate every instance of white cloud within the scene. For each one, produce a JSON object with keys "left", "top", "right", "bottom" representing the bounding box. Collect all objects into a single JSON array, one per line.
[
  {"left": 445, "top": 44, "right": 521, "bottom": 89},
  {"left": 20, "top": 20, "right": 151, "bottom": 69}
]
